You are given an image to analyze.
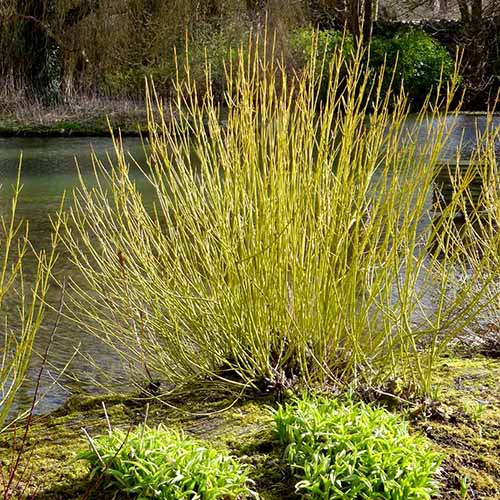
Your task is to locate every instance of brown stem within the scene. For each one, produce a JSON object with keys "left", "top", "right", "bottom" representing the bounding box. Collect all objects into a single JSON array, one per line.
[{"left": 2, "top": 281, "right": 65, "bottom": 499}]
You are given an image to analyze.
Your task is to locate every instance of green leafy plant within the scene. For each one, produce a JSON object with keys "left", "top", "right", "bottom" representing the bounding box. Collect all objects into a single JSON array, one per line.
[
  {"left": 370, "top": 29, "right": 454, "bottom": 106},
  {"left": 274, "top": 395, "right": 442, "bottom": 500},
  {"left": 80, "top": 424, "right": 257, "bottom": 499}
]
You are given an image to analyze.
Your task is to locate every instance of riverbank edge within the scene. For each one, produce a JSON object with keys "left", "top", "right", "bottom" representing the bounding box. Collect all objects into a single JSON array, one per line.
[
  {"left": 0, "top": 356, "right": 499, "bottom": 499},
  {"left": 0, "top": 107, "right": 149, "bottom": 138},
  {"left": 0, "top": 126, "right": 146, "bottom": 138},
  {"left": 0, "top": 119, "right": 148, "bottom": 138},
  {"left": 1, "top": 110, "right": 498, "bottom": 138}
]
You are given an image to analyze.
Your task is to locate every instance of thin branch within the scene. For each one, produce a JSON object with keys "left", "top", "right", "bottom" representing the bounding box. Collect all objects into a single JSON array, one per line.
[{"left": 2, "top": 280, "right": 66, "bottom": 499}]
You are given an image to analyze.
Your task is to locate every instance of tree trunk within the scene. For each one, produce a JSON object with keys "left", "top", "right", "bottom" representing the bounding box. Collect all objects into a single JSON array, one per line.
[
  {"left": 16, "top": 0, "right": 61, "bottom": 104},
  {"left": 437, "top": 0, "right": 449, "bottom": 16},
  {"left": 362, "top": 0, "right": 373, "bottom": 42},
  {"left": 457, "top": 0, "right": 470, "bottom": 23},
  {"left": 8, "top": 0, "right": 102, "bottom": 104},
  {"left": 309, "top": 0, "right": 347, "bottom": 26},
  {"left": 471, "top": 0, "right": 482, "bottom": 21},
  {"left": 349, "top": 0, "right": 361, "bottom": 41}
]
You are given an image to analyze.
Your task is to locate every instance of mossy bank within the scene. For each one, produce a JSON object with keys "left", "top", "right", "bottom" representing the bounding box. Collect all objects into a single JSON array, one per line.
[
  {"left": 0, "top": 107, "right": 148, "bottom": 138},
  {"left": 0, "top": 356, "right": 499, "bottom": 500}
]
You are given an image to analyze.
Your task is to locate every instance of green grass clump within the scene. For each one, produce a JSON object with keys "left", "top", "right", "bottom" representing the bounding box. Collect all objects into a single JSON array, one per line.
[
  {"left": 80, "top": 424, "right": 257, "bottom": 499},
  {"left": 274, "top": 395, "right": 442, "bottom": 500}
]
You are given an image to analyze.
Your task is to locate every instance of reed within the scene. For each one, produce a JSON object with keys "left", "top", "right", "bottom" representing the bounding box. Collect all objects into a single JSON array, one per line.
[
  {"left": 0, "top": 167, "right": 60, "bottom": 431},
  {"left": 435, "top": 121, "right": 500, "bottom": 356},
  {"left": 60, "top": 35, "right": 500, "bottom": 397}
]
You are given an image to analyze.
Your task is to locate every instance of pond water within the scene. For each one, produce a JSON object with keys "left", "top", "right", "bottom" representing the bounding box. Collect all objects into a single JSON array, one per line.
[
  {"left": 427, "top": 113, "right": 500, "bottom": 158},
  {"left": 1, "top": 113, "right": 500, "bottom": 416},
  {"left": 0, "top": 136, "right": 150, "bottom": 416}
]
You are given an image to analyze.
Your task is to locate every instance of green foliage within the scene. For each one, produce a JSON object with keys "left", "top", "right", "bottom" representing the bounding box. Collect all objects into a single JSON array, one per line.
[
  {"left": 80, "top": 424, "right": 257, "bottom": 499},
  {"left": 179, "top": 28, "right": 242, "bottom": 100},
  {"left": 274, "top": 395, "right": 442, "bottom": 500},
  {"left": 102, "top": 61, "right": 174, "bottom": 99},
  {"left": 289, "top": 27, "right": 354, "bottom": 100},
  {"left": 289, "top": 27, "right": 453, "bottom": 106},
  {"left": 289, "top": 27, "right": 353, "bottom": 69},
  {"left": 102, "top": 28, "right": 241, "bottom": 99},
  {"left": 370, "top": 30, "right": 454, "bottom": 106}
]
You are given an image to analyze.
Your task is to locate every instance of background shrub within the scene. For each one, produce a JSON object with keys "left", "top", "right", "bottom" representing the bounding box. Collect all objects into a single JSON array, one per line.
[
  {"left": 101, "top": 28, "right": 241, "bottom": 100},
  {"left": 289, "top": 27, "right": 354, "bottom": 99},
  {"left": 289, "top": 28, "right": 353, "bottom": 69},
  {"left": 370, "top": 29, "right": 454, "bottom": 106},
  {"left": 81, "top": 424, "right": 257, "bottom": 499},
  {"left": 274, "top": 395, "right": 442, "bottom": 500},
  {"left": 288, "top": 28, "right": 452, "bottom": 107}
]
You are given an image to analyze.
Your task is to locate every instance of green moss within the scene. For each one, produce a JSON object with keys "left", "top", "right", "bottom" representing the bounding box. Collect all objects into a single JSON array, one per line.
[
  {"left": 0, "top": 391, "right": 281, "bottom": 499},
  {"left": 411, "top": 357, "right": 500, "bottom": 500},
  {"left": 1, "top": 357, "right": 499, "bottom": 499}
]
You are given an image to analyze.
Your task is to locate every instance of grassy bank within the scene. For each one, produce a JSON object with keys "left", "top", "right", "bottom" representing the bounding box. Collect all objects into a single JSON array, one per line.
[
  {"left": 0, "top": 356, "right": 498, "bottom": 499},
  {"left": 0, "top": 100, "right": 148, "bottom": 137}
]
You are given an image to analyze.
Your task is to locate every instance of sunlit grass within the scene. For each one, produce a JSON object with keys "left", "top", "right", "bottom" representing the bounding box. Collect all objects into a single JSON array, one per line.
[
  {"left": 60, "top": 35, "right": 500, "bottom": 397},
  {"left": 80, "top": 424, "right": 257, "bottom": 499}
]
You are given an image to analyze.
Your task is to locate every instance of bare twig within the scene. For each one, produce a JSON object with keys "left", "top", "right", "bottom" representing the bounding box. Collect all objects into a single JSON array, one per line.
[
  {"left": 81, "top": 425, "right": 132, "bottom": 500},
  {"left": 2, "top": 280, "right": 66, "bottom": 499}
]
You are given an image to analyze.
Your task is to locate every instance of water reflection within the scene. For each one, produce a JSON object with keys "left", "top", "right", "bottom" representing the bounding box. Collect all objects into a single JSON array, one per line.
[{"left": 404, "top": 113, "right": 500, "bottom": 160}]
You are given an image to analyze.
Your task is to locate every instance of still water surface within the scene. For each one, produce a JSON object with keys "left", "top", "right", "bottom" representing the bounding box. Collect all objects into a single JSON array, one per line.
[
  {"left": 1, "top": 113, "right": 499, "bottom": 415},
  {"left": 0, "top": 136, "right": 150, "bottom": 415}
]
